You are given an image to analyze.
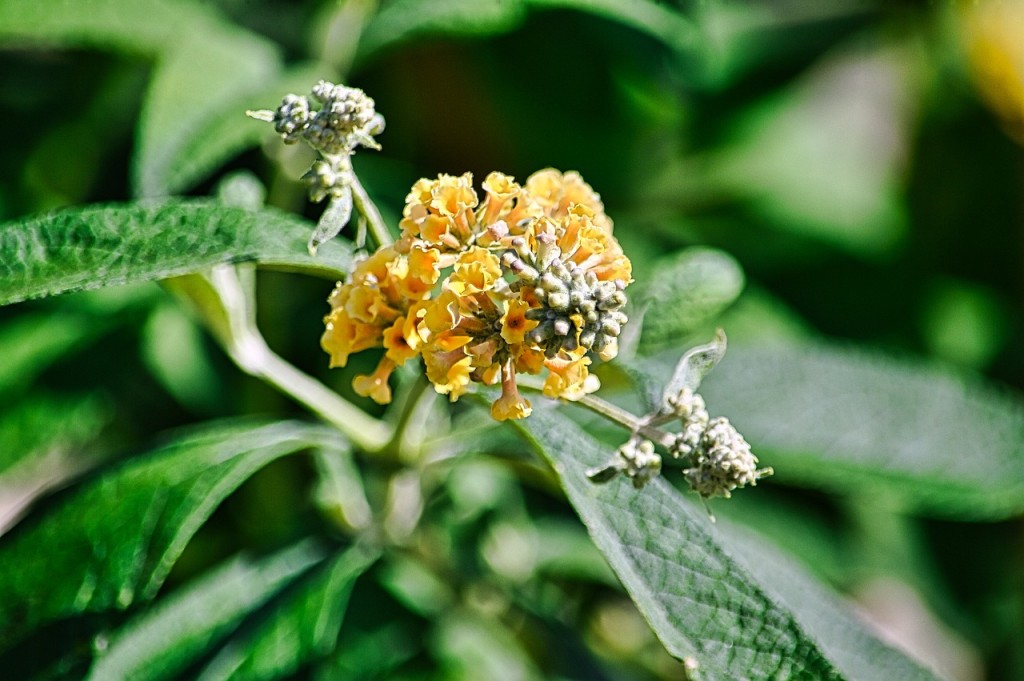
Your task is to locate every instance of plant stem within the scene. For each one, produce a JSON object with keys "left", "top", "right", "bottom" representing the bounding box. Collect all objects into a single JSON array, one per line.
[
  {"left": 350, "top": 173, "right": 393, "bottom": 247},
  {"left": 516, "top": 376, "right": 674, "bottom": 448},
  {"left": 184, "top": 265, "right": 393, "bottom": 452}
]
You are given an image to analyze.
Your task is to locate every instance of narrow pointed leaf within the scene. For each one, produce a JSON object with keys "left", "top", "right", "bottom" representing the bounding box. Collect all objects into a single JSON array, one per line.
[
  {"left": 85, "top": 542, "right": 326, "bottom": 681},
  {"left": 309, "top": 190, "right": 354, "bottom": 257},
  {"left": 0, "top": 201, "right": 353, "bottom": 307},
  {"left": 513, "top": 402, "right": 938, "bottom": 680},
  {"left": 197, "top": 543, "right": 380, "bottom": 681},
  {"left": 0, "top": 419, "right": 348, "bottom": 650}
]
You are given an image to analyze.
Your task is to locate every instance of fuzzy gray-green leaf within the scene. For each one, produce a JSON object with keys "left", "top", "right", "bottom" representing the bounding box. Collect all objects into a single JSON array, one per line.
[
  {"left": 514, "top": 402, "right": 938, "bottom": 680},
  {"left": 696, "top": 341, "right": 1024, "bottom": 519},
  {"left": 0, "top": 200, "right": 353, "bottom": 307}
]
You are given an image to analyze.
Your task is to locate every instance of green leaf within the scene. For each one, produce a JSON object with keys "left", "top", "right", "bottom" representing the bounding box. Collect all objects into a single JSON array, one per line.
[
  {"left": 713, "top": 516, "right": 942, "bottom": 681},
  {"left": 0, "top": 419, "right": 348, "bottom": 650},
  {"left": 356, "top": 0, "right": 699, "bottom": 62},
  {"left": 0, "top": 393, "right": 109, "bottom": 475},
  {"left": 85, "top": 542, "right": 326, "bottom": 681},
  {"left": 0, "top": 0, "right": 294, "bottom": 198},
  {"left": 160, "top": 62, "right": 327, "bottom": 199},
  {"left": 659, "top": 328, "right": 727, "bottom": 408},
  {"left": 133, "top": 26, "right": 280, "bottom": 197},
  {"left": 0, "top": 311, "right": 107, "bottom": 393},
  {"left": 0, "top": 0, "right": 216, "bottom": 53},
  {"left": 0, "top": 200, "right": 353, "bottom": 307},
  {"left": 637, "top": 247, "right": 745, "bottom": 353},
  {"left": 356, "top": 0, "right": 526, "bottom": 60},
  {"left": 694, "top": 341, "right": 1024, "bottom": 519},
  {"left": 197, "top": 543, "right": 379, "bottom": 681},
  {"left": 526, "top": 0, "right": 700, "bottom": 54},
  {"left": 707, "top": 41, "right": 919, "bottom": 257},
  {"left": 513, "top": 403, "right": 939, "bottom": 680}
]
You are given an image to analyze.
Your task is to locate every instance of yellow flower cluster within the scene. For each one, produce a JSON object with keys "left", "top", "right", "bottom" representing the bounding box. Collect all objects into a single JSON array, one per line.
[{"left": 321, "top": 169, "right": 633, "bottom": 421}]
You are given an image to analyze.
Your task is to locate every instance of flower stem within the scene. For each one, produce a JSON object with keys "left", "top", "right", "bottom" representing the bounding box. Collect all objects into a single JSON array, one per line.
[
  {"left": 350, "top": 173, "right": 393, "bottom": 247},
  {"left": 516, "top": 376, "right": 674, "bottom": 448},
  {"left": 168, "top": 265, "right": 392, "bottom": 452}
]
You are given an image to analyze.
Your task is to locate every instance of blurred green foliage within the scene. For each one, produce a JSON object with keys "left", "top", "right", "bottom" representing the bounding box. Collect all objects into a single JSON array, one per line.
[{"left": 2, "top": 0, "right": 1024, "bottom": 679}]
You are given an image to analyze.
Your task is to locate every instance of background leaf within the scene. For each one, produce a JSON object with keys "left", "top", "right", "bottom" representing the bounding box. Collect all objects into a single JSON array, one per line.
[
  {"left": 0, "top": 0, "right": 219, "bottom": 53},
  {"left": 687, "top": 341, "right": 1024, "bottom": 519},
  {"left": 513, "top": 402, "right": 938, "bottom": 680},
  {"left": 133, "top": 30, "right": 280, "bottom": 198},
  {"left": 0, "top": 419, "right": 348, "bottom": 651},
  {"left": 0, "top": 200, "right": 353, "bottom": 306}
]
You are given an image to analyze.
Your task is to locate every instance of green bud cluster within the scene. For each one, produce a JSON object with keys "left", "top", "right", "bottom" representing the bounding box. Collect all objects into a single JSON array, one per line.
[
  {"left": 504, "top": 232, "right": 628, "bottom": 359},
  {"left": 302, "top": 159, "right": 347, "bottom": 203},
  {"left": 663, "top": 387, "right": 771, "bottom": 499},
  {"left": 682, "top": 417, "right": 767, "bottom": 499},
  {"left": 267, "top": 81, "right": 383, "bottom": 156},
  {"left": 665, "top": 388, "right": 709, "bottom": 459},
  {"left": 617, "top": 439, "right": 661, "bottom": 489}
]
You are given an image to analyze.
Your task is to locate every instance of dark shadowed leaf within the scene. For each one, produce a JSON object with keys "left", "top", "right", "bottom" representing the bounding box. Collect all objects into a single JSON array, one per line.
[
  {"left": 196, "top": 543, "right": 379, "bottom": 681},
  {"left": 0, "top": 420, "right": 348, "bottom": 650},
  {"left": 85, "top": 542, "right": 326, "bottom": 681}
]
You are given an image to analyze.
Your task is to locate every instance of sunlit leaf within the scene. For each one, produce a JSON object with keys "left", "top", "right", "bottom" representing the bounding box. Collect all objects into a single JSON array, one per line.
[
  {"left": 0, "top": 419, "right": 348, "bottom": 651},
  {"left": 0, "top": 200, "right": 353, "bottom": 306},
  {"left": 513, "top": 402, "right": 939, "bottom": 680},
  {"left": 133, "top": 29, "right": 281, "bottom": 197},
  {"left": 85, "top": 542, "right": 326, "bottom": 681},
  {"left": 707, "top": 40, "right": 920, "bottom": 256},
  {"left": 0, "top": 0, "right": 216, "bottom": 53}
]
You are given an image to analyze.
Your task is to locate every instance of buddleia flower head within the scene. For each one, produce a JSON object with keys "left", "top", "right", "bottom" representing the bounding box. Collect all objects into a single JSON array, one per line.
[{"left": 321, "top": 169, "right": 633, "bottom": 420}]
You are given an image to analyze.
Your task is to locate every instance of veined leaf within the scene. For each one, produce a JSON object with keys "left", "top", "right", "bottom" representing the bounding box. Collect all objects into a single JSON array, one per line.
[
  {"left": 0, "top": 200, "right": 353, "bottom": 307},
  {"left": 0, "top": 419, "right": 348, "bottom": 650},
  {"left": 196, "top": 543, "right": 380, "bottom": 681},
  {"left": 85, "top": 542, "right": 326, "bottom": 681},
  {"left": 693, "top": 341, "right": 1024, "bottom": 519},
  {"left": 513, "top": 403, "right": 938, "bottom": 680}
]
